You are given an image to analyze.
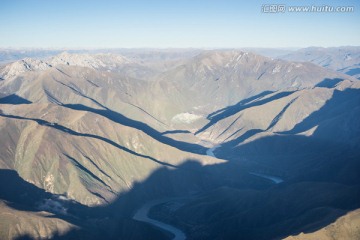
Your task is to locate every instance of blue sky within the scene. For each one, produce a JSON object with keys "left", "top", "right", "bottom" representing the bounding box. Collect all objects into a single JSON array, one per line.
[{"left": 0, "top": 0, "right": 359, "bottom": 48}]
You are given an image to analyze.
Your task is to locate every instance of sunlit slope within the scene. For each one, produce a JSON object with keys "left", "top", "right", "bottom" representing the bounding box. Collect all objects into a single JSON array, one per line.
[{"left": 0, "top": 102, "right": 219, "bottom": 205}]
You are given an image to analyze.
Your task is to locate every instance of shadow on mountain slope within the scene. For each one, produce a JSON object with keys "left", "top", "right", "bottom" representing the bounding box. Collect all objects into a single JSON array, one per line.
[
  {"left": 41, "top": 78, "right": 209, "bottom": 155},
  {"left": 0, "top": 169, "right": 54, "bottom": 211},
  {"left": 315, "top": 78, "right": 344, "bottom": 88},
  {"left": 206, "top": 90, "right": 274, "bottom": 119},
  {"left": 345, "top": 68, "right": 360, "bottom": 78},
  {"left": 6, "top": 149, "right": 360, "bottom": 240},
  {"left": 5, "top": 101, "right": 360, "bottom": 239},
  {"left": 0, "top": 113, "right": 175, "bottom": 168},
  {"left": 214, "top": 95, "right": 298, "bottom": 147},
  {"left": 161, "top": 130, "right": 191, "bottom": 135},
  {"left": 195, "top": 90, "right": 295, "bottom": 135},
  {"left": 0, "top": 169, "right": 100, "bottom": 239},
  {"left": 217, "top": 88, "right": 360, "bottom": 183},
  {"left": 280, "top": 88, "right": 360, "bottom": 135},
  {"left": 0, "top": 94, "right": 32, "bottom": 105},
  {"left": 62, "top": 103, "right": 208, "bottom": 155},
  {"left": 2, "top": 87, "right": 360, "bottom": 240}
]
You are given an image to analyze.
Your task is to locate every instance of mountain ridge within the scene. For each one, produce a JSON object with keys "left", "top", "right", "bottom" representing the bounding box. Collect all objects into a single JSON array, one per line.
[{"left": 0, "top": 48, "right": 359, "bottom": 239}]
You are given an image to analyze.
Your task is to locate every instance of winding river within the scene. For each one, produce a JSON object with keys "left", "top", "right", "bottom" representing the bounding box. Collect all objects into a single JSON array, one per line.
[
  {"left": 205, "top": 144, "right": 221, "bottom": 158},
  {"left": 133, "top": 144, "right": 284, "bottom": 239},
  {"left": 249, "top": 172, "right": 283, "bottom": 184},
  {"left": 133, "top": 199, "right": 186, "bottom": 240},
  {"left": 206, "top": 145, "right": 284, "bottom": 184}
]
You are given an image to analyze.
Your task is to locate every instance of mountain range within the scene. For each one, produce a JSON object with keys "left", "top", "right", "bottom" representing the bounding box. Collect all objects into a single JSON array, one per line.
[{"left": 0, "top": 47, "right": 359, "bottom": 240}]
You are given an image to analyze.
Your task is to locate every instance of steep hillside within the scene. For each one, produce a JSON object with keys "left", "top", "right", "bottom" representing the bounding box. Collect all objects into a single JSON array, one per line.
[
  {"left": 0, "top": 50, "right": 359, "bottom": 239},
  {"left": 151, "top": 183, "right": 360, "bottom": 240},
  {"left": 145, "top": 50, "right": 353, "bottom": 126},
  {"left": 284, "top": 209, "right": 360, "bottom": 240}
]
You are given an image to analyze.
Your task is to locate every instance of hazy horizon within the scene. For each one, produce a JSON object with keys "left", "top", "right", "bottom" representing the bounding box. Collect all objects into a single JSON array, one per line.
[{"left": 0, "top": 46, "right": 359, "bottom": 51}]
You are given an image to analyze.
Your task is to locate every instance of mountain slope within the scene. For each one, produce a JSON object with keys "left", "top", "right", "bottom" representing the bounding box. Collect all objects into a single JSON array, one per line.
[
  {"left": 144, "top": 50, "right": 354, "bottom": 126},
  {"left": 0, "top": 50, "right": 359, "bottom": 239},
  {"left": 147, "top": 79, "right": 360, "bottom": 240}
]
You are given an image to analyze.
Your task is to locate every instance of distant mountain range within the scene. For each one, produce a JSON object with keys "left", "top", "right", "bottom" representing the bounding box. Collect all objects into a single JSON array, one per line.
[
  {"left": 279, "top": 46, "right": 360, "bottom": 79},
  {"left": 0, "top": 48, "right": 359, "bottom": 240}
]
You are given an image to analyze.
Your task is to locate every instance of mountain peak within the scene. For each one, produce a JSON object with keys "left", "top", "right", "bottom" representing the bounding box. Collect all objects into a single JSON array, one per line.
[
  {"left": 50, "top": 52, "right": 107, "bottom": 68},
  {"left": 50, "top": 52, "right": 133, "bottom": 69},
  {"left": 0, "top": 58, "right": 51, "bottom": 79},
  {"left": 191, "top": 50, "right": 270, "bottom": 70}
]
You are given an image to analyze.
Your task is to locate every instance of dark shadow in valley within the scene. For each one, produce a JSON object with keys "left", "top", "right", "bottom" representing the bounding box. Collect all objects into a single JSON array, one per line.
[
  {"left": 0, "top": 169, "right": 54, "bottom": 212},
  {"left": 161, "top": 130, "right": 191, "bottom": 135},
  {"left": 315, "top": 78, "right": 344, "bottom": 88},
  {"left": 344, "top": 67, "right": 360, "bottom": 78},
  {"left": 3, "top": 87, "right": 360, "bottom": 237},
  {"left": 3, "top": 88, "right": 360, "bottom": 240},
  {"left": 0, "top": 94, "right": 32, "bottom": 105},
  {"left": 6, "top": 150, "right": 360, "bottom": 240}
]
